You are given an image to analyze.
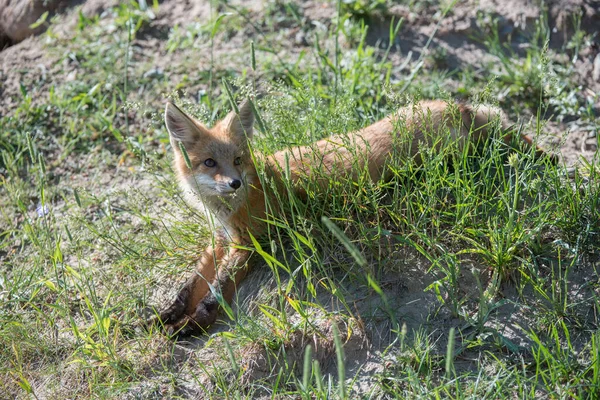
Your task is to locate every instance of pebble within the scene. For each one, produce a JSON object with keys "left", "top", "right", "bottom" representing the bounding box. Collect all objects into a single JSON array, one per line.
[
  {"left": 593, "top": 53, "right": 600, "bottom": 82},
  {"left": 143, "top": 67, "right": 164, "bottom": 79}
]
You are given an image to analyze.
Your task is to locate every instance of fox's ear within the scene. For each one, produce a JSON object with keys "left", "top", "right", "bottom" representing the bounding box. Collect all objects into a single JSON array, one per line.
[
  {"left": 164, "top": 102, "right": 206, "bottom": 147},
  {"left": 222, "top": 99, "right": 254, "bottom": 140}
]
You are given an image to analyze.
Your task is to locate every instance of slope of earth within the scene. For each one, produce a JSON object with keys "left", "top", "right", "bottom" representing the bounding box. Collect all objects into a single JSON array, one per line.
[{"left": 0, "top": 0, "right": 598, "bottom": 398}]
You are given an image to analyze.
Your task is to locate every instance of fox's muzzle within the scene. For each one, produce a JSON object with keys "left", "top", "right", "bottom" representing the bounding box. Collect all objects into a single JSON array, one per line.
[{"left": 229, "top": 179, "right": 242, "bottom": 190}]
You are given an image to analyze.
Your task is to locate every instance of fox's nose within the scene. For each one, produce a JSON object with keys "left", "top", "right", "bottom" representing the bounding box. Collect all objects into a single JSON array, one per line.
[{"left": 229, "top": 179, "right": 241, "bottom": 190}]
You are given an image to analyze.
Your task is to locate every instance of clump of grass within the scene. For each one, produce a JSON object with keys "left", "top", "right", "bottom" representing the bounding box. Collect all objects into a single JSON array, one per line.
[{"left": 1, "top": 0, "right": 599, "bottom": 398}]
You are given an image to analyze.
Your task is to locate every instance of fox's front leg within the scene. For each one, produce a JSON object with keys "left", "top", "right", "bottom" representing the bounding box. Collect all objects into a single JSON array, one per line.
[
  {"left": 167, "top": 245, "right": 252, "bottom": 336},
  {"left": 154, "top": 245, "right": 224, "bottom": 327}
]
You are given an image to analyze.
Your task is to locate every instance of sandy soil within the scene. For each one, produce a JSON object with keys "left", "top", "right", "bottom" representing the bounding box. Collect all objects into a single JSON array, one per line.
[
  {"left": 1, "top": 0, "right": 598, "bottom": 163},
  {"left": 1, "top": 0, "right": 598, "bottom": 396}
]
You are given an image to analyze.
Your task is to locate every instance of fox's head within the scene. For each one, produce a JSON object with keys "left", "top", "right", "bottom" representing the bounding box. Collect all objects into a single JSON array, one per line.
[{"left": 164, "top": 100, "right": 255, "bottom": 202}]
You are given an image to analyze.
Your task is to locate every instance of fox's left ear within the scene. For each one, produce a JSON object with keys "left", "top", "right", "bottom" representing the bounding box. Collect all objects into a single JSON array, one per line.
[
  {"left": 164, "top": 101, "right": 208, "bottom": 148},
  {"left": 222, "top": 99, "right": 254, "bottom": 140}
]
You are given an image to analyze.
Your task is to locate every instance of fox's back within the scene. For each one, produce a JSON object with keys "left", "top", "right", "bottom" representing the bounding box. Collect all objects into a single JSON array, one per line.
[{"left": 267, "top": 100, "right": 508, "bottom": 190}]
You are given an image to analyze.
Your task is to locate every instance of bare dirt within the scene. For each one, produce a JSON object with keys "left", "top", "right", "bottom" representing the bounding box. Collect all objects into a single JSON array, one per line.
[
  {"left": 1, "top": 0, "right": 598, "bottom": 161},
  {"left": 1, "top": 0, "right": 598, "bottom": 396}
]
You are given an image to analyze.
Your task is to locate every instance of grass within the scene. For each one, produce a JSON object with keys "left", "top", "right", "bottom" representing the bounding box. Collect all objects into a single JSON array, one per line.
[{"left": 1, "top": 0, "right": 599, "bottom": 398}]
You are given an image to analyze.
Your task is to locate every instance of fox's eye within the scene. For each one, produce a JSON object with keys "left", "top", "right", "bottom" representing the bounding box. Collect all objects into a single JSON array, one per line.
[
  {"left": 204, "top": 158, "right": 216, "bottom": 167},
  {"left": 234, "top": 157, "right": 242, "bottom": 166}
]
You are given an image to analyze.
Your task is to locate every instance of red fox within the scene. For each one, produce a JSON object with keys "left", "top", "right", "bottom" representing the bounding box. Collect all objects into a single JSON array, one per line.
[{"left": 153, "top": 99, "right": 549, "bottom": 336}]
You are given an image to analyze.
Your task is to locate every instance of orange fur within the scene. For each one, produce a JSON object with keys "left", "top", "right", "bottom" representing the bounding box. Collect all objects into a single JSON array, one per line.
[{"left": 154, "top": 99, "right": 547, "bottom": 336}]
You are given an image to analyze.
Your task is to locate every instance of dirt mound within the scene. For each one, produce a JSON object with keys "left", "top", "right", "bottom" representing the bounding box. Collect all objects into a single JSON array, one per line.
[
  {"left": 1, "top": 0, "right": 599, "bottom": 397},
  {"left": 0, "top": 0, "right": 76, "bottom": 47}
]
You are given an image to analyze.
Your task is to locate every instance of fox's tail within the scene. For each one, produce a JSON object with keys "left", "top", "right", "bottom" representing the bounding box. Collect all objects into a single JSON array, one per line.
[{"left": 461, "top": 103, "right": 556, "bottom": 163}]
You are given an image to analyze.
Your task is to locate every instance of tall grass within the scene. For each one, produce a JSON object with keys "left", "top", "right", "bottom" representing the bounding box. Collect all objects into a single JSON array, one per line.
[{"left": 0, "top": 0, "right": 598, "bottom": 398}]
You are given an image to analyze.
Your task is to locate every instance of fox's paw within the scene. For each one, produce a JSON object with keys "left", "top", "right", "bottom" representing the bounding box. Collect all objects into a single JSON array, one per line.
[
  {"left": 164, "top": 295, "right": 219, "bottom": 337},
  {"left": 163, "top": 293, "right": 220, "bottom": 337},
  {"left": 145, "top": 289, "right": 189, "bottom": 327},
  {"left": 143, "top": 283, "right": 195, "bottom": 334},
  {"left": 145, "top": 293, "right": 218, "bottom": 337},
  {"left": 143, "top": 308, "right": 183, "bottom": 335}
]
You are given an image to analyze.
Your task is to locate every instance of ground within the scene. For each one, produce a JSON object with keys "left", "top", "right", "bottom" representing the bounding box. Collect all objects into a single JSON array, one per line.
[{"left": 0, "top": 0, "right": 599, "bottom": 398}]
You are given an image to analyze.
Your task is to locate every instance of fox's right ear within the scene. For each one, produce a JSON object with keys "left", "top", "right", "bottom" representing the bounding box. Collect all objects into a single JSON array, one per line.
[{"left": 164, "top": 102, "right": 205, "bottom": 147}]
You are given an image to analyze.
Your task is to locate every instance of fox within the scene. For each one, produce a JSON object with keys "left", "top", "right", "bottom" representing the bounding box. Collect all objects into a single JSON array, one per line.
[{"left": 152, "top": 98, "right": 550, "bottom": 336}]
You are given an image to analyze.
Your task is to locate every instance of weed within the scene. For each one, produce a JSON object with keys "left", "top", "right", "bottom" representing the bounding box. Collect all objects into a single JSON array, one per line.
[{"left": 0, "top": 0, "right": 598, "bottom": 398}]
